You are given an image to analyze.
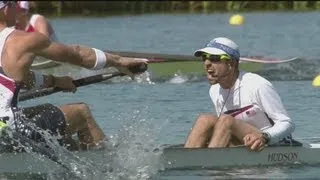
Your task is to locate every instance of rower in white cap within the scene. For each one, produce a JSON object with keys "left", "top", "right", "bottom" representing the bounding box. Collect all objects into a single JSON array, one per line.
[{"left": 184, "top": 37, "right": 295, "bottom": 152}]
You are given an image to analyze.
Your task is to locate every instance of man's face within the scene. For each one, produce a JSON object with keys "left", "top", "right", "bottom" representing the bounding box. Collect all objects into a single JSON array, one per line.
[
  {"left": 4, "top": 2, "right": 18, "bottom": 27},
  {"left": 201, "top": 53, "right": 232, "bottom": 85}
]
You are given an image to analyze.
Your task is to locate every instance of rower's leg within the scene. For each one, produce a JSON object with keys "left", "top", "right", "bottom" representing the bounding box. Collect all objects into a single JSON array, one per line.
[
  {"left": 184, "top": 113, "right": 218, "bottom": 148},
  {"left": 208, "top": 115, "right": 233, "bottom": 147},
  {"left": 208, "top": 115, "right": 261, "bottom": 148},
  {"left": 58, "top": 103, "right": 106, "bottom": 150},
  {"left": 228, "top": 116, "right": 262, "bottom": 142}
]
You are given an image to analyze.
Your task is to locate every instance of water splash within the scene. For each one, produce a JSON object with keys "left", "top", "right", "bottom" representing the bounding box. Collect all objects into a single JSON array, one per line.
[
  {"left": 167, "top": 73, "right": 189, "bottom": 84},
  {"left": 2, "top": 111, "right": 106, "bottom": 180},
  {"left": 136, "top": 71, "right": 156, "bottom": 85},
  {"left": 104, "top": 108, "right": 167, "bottom": 180}
]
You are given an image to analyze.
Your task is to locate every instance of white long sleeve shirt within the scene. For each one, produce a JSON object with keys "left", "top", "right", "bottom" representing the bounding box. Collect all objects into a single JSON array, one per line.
[{"left": 209, "top": 71, "right": 295, "bottom": 144}]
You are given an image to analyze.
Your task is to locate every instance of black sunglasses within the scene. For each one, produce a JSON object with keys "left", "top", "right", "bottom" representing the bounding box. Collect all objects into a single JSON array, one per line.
[{"left": 201, "top": 53, "right": 231, "bottom": 62}]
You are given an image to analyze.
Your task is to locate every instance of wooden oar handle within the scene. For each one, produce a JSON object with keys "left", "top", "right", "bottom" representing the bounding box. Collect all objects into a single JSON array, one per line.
[
  {"left": 19, "top": 72, "right": 123, "bottom": 101},
  {"left": 19, "top": 63, "right": 148, "bottom": 102}
]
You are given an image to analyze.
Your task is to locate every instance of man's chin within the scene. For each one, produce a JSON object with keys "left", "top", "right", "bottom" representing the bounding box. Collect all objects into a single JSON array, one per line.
[{"left": 208, "top": 78, "right": 218, "bottom": 85}]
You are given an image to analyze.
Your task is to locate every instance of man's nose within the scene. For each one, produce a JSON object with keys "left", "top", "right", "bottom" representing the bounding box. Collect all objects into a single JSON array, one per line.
[{"left": 204, "top": 59, "right": 212, "bottom": 68}]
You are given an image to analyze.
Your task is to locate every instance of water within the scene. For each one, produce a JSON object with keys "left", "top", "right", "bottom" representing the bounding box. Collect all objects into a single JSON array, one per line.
[{"left": 4, "top": 11, "right": 320, "bottom": 179}]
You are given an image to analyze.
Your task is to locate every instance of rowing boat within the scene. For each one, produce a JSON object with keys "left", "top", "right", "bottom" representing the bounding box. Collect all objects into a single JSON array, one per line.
[
  {"left": 160, "top": 141, "right": 320, "bottom": 170},
  {"left": 0, "top": 140, "right": 319, "bottom": 174}
]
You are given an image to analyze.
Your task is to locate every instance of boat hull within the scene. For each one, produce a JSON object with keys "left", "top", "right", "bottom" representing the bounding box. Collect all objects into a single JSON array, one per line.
[
  {"left": 1, "top": 142, "right": 320, "bottom": 174},
  {"left": 161, "top": 143, "right": 320, "bottom": 170}
]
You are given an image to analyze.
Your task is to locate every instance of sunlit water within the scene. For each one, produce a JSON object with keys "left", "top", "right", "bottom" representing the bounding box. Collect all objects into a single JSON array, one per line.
[{"left": 1, "top": 11, "right": 320, "bottom": 179}]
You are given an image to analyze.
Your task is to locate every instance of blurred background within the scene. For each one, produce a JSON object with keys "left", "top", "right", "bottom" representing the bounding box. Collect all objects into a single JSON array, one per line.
[{"left": 29, "top": 1, "right": 319, "bottom": 17}]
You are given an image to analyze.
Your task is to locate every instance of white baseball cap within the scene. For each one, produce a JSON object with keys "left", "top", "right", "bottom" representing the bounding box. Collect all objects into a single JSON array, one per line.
[
  {"left": 17, "top": 1, "right": 29, "bottom": 10},
  {"left": 194, "top": 37, "right": 240, "bottom": 60}
]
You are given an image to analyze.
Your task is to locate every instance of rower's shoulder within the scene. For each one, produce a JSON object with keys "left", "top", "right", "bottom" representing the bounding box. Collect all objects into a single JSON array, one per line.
[
  {"left": 13, "top": 29, "right": 48, "bottom": 41},
  {"left": 9, "top": 29, "right": 51, "bottom": 50},
  {"left": 241, "top": 71, "right": 272, "bottom": 85},
  {"left": 240, "top": 71, "right": 273, "bottom": 91}
]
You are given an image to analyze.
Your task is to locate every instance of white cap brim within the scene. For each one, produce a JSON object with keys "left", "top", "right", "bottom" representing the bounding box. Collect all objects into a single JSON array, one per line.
[{"left": 194, "top": 47, "right": 227, "bottom": 57}]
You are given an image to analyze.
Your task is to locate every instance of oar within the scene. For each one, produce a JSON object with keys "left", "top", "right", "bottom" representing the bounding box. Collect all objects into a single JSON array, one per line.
[
  {"left": 19, "top": 64, "right": 148, "bottom": 101},
  {"left": 31, "top": 50, "right": 298, "bottom": 70},
  {"left": 106, "top": 50, "right": 196, "bottom": 63},
  {"left": 312, "top": 74, "right": 320, "bottom": 87},
  {"left": 19, "top": 72, "right": 123, "bottom": 101},
  {"left": 106, "top": 50, "right": 299, "bottom": 64}
]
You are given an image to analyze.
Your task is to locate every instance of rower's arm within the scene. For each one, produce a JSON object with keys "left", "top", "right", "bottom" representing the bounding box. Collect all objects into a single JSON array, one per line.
[
  {"left": 256, "top": 82, "right": 295, "bottom": 144},
  {"left": 26, "top": 32, "right": 120, "bottom": 69}
]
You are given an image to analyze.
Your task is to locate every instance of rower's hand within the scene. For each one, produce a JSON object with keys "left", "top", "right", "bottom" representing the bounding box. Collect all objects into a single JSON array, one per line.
[
  {"left": 243, "top": 133, "right": 266, "bottom": 152},
  {"left": 114, "top": 57, "right": 148, "bottom": 80},
  {"left": 53, "top": 76, "right": 77, "bottom": 93}
]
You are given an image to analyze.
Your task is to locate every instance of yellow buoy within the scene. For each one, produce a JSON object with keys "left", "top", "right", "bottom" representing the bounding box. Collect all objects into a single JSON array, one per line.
[
  {"left": 312, "top": 74, "right": 320, "bottom": 87},
  {"left": 229, "top": 14, "right": 244, "bottom": 26}
]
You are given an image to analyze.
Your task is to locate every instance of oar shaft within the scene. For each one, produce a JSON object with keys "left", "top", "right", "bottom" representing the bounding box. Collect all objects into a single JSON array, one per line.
[
  {"left": 106, "top": 50, "right": 299, "bottom": 64},
  {"left": 19, "top": 72, "right": 124, "bottom": 102},
  {"left": 106, "top": 50, "right": 197, "bottom": 62},
  {"left": 20, "top": 62, "right": 148, "bottom": 101},
  {"left": 73, "top": 72, "right": 124, "bottom": 87}
]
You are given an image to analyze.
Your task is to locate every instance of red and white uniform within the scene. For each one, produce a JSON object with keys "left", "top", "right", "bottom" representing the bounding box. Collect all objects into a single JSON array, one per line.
[
  {"left": 0, "top": 27, "right": 20, "bottom": 127},
  {"left": 25, "top": 14, "right": 58, "bottom": 42},
  {"left": 17, "top": 1, "right": 58, "bottom": 42}
]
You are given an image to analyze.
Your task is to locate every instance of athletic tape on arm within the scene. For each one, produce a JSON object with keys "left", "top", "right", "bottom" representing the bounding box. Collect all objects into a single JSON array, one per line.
[{"left": 91, "top": 48, "right": 107, "bottom": 70}]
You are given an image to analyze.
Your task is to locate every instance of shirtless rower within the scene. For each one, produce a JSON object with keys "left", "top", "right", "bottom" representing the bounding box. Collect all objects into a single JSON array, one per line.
[{"left": 0, "top": 1, "right": 147, "bottom": 151}]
